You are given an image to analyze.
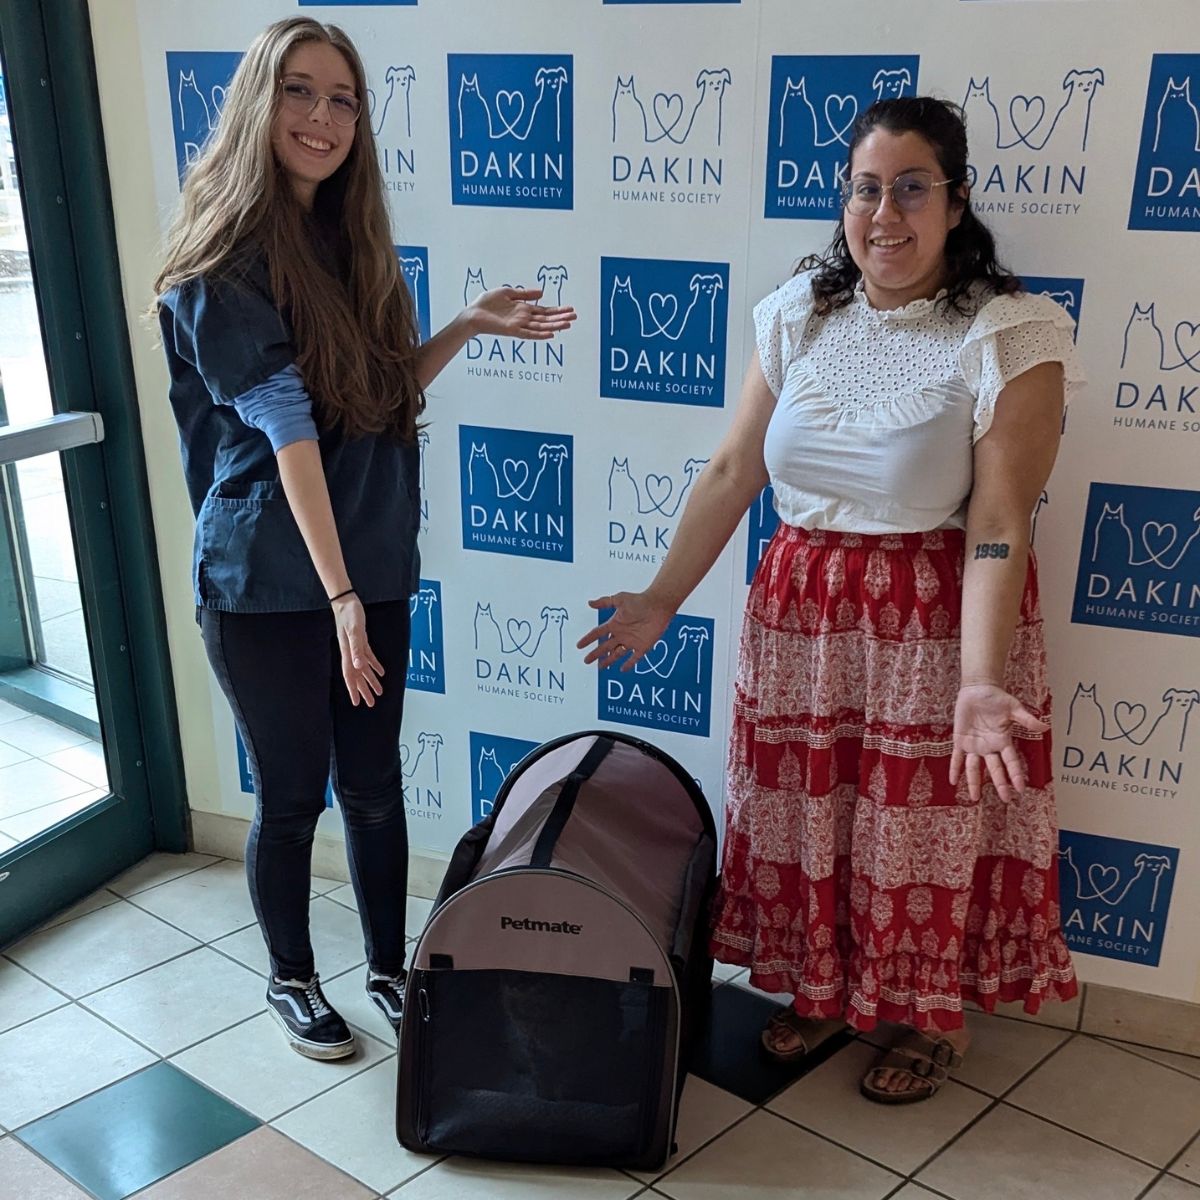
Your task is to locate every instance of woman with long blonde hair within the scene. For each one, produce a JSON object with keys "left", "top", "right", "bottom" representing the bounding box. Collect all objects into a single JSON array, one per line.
[{"left": 156, "top": 17, "right": 574, "bottom": 1059}]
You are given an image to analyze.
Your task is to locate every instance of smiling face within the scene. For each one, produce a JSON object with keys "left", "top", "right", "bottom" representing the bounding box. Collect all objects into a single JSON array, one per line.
[
  {"left": 271, "top": 40, "right": 358, "bottom": 209},
  {"left": 843, "top": 128, "right": 965, "bottom": 311}
]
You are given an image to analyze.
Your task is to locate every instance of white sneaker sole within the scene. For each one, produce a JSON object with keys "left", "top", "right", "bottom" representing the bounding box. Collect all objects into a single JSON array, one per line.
[{"left": 267, "top": 1004, "right": 356, "bottom": 1060}]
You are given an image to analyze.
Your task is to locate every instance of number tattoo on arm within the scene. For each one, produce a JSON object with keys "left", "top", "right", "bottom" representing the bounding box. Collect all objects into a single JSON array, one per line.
[{"left": 972, "top": 542, "right": 1010, "bottom": 560}]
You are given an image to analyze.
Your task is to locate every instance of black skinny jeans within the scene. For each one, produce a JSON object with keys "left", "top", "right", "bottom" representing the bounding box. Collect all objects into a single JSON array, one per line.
[{"left": 202, "top": 601, "right": 410, "bottom": 982}]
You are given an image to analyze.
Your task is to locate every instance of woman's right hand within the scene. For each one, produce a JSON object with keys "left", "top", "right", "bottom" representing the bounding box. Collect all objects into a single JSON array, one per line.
[
  {"left": 331, "top": 592, "right": 385, "bottom": 706},
  {"left": 577, "top": 590, "right": 676, "bottom": 672}
]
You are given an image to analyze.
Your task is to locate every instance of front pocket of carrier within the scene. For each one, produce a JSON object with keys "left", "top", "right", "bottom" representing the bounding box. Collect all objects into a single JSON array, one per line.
[{"left": 410, "top": 967, "right": 669, "bottom": 1165}]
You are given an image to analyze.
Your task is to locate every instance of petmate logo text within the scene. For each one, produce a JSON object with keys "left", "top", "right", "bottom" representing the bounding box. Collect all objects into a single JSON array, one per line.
[
  {"left": 369, "top": 61, "right": 419, "bottom": 192},
  {"left": 1129, "top": 55, "right": 1200, "bottom": 232},
  {"left": 745, "top": 485, "right": 780, "bottom": 584},
  {"left": 1114, "top": 299, "right": 1200, "bottom": 438},
  {"left": 1058, "top": 830, "right": 1178, "bottom": 966},
  {"left": 461, "top": 260, "right": 570, "bottom": 387},
  {"left": 459, "top": 426, "right": 573, "bottom": 562},
  {"left": 1061, "top": 679, "right": 1196, "bottom": 803},
  {"left": 473, "top": 598, "right": 571, "bottom": 708},
  {"left": 469, "top": 732, "right": 538, "bottom": 824},
  {"left": 396, "top": 246, "right": 430, "bottom": 343},
  {"left": 1073, "top": 483, "right": 1200, "bottom": 637},
  {"left": 610, "top": 66, "right": 732, "bottom": 207},
  {"left": 166, "top": 52, "right": 241, "bottom": 181},
  {"left": 601, "top": 257, "right": 729, "bottom": 406},
  {"left": 448, "top": 54, "right": 573, "bottom": 209},
  {"left": 605, "top": 452, "right": 709, "bottom": 565},
  {"left": 406, "top": 580, "right": 444, "bottom": 694},
  {"left": 597, "top": 610, "right": 715, "bottom": 737},
  {"left": 401, "top": 729, "right": 445, "bottom": 824},
  {"left": 765, "top": 56, "right": 919, "bottom": 219},
  {"left": 961, "top": 65, "right": 1105, "bottom": 220}
]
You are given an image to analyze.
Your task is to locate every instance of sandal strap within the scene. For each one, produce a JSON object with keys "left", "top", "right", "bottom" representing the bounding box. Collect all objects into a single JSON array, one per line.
[{"left": 871, "top": 1032, "right": 963, "bottom": 1089}]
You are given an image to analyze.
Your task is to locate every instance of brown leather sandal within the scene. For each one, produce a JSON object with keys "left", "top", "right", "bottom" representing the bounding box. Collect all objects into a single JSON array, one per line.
[
  {"left": 760, "top": 1006, "right": 842, "bottom": 1062},
  {"left": 860, "top": 1029, "right": 964, "bottom": 1105}
]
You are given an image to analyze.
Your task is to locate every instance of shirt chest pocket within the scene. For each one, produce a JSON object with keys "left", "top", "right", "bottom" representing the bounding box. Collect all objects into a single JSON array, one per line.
[{"left": 197, "top": 481, "right": 316, "bottom": 608}]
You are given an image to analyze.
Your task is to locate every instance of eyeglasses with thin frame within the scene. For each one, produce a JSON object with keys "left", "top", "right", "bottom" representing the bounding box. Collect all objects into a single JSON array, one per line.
[
  {"left": 841, "top": 170, "right": 958, "bottom": 216},
  {"left": 279, "top": 78, "right": 362, "bottom": 126}
]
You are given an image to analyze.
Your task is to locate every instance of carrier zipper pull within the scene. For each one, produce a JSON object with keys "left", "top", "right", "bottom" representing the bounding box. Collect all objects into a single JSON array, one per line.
[{"left": 418, "top": 986, "right": 431, "bottom": 1023}]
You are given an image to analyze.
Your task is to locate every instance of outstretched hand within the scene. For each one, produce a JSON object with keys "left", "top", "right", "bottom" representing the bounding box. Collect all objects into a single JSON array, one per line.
[
  {"left": 949, "top": 683, "right": 1050, "bottom": 802},
  {"left": 468, "top": 288, "right": 577, "bottom": 341},
  {"left": 577, "top": 591, "right": 675, "bottom": 673}
]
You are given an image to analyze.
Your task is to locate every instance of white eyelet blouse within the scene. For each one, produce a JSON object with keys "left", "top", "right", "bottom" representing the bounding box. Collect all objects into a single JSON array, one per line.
[{"left": 755, "top": 271, "right": 1085, "bottom": 534}]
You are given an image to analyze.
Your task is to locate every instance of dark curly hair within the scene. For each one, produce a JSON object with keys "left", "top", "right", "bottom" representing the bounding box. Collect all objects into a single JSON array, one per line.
[{"left": 800, "top": 96, "right": 1021, "bottom": 316}]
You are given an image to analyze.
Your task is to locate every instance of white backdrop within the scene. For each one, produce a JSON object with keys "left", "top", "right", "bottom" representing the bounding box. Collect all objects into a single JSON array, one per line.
[{"left": 135, "top": 0, "right": 1200, "bottom": 1004}]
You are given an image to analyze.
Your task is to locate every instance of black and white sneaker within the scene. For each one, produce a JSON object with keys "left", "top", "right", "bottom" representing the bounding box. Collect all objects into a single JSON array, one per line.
[
  {"left": 266, "top": 975, "right": 355, "bottom": 1060},
  {"left": 365, "top": 969, "right": 406, "bottom": 1034}
]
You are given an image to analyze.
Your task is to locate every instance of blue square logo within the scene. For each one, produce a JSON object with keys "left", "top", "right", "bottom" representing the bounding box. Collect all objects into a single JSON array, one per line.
[
  {"left": 745, "top": 485, "right": 780, "bottom": 584},
  {"left": 1021, "top": 276, "right": 1085, "bottom": 340},
  {"left": 407, "top": 579, "right": 445, "bottom": 694},
  {"left": 1072, "top": 483, "right": 1200, "bottom": 637},
  {"left": 600, "top": 256, "right": 729, "bottom": 406},
  {"left": 166, "top": 52, "right": 242, "bottom": 182},
  {"left": 597, "top": 610, "right": 715, "bottom": 738},
  {"left": 1128, "top": 55, "right": 1200, "bottom": 232},
  {"left": 765, "top": 55, "right": 919, "bottom": 219},
  {"left": 448, "top": 54, "right": 573, "bottom": 209},
  {"left": 237, "top": 734, "right": 332, "bottom": 807},
  {"left": 468, "top": 732, "right": 538, "bottom": 824},
  {"left": 1058, "top": 830, "right": 1178, "bottom": 966},
  {"left": 400, "top": 728, "right": 446, "bottom": 823},
  {"left": 396, "top": 246, "right": 430, "bottom": 343},
  {"left": 459, "top": 425, "right": 573, "bottom": 562}
]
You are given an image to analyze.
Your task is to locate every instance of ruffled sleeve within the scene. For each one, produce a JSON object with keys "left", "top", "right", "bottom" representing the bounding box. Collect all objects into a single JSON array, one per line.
[
  {"left": 958, "top": 290, "right": 1085, "bottom": 442},
  {"left": 752, "top": 271, "right": 817, "bottom": 398}
]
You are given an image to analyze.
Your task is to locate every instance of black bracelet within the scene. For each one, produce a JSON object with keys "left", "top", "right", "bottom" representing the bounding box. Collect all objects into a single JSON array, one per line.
[{"left": 329, "top": 588, "right": 356, "bottom": 604}]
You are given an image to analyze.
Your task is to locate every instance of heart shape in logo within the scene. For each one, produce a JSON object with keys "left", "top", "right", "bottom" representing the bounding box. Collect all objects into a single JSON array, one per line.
[
  {"left": 1009, "top": 95, "right": 1046, "bottom": 143},
  {"left": 506, "top": 619, "right": 532, "bottom": 652},
  {"left": 502, "top": 458, "right": 530, "bottom": 495},
  {"left": 1113, "top": 702, "right": 1148, "bottom": 738},
  {"left": 644, "top": 474, "right": 673, "bottom": 512},
  {"left": 652, "top": 92, "right": 685, "bottom": 137},
  {"left": 647, "top": 292, "right": 678, "bottom": 336},
  {"left": 638, "top": 639, "right": 671, "bottom": 675},
  {"left": 824, "top": 94, "right": 858, "bottom": 145},
  {"left": 211, "top": 85, "right": 227, "bottom": 116},
  {"left": 1141, "top": 521, "right": 1177, "bottom": 564},
  {"left": 1174, "top": 321, "right": 1200, "bottom": 371},
  {"left": 1087, "top": 863, "right": 1121, "bottom": 899},
  {"left": 494, "top": 89, "right": 526, "bottom": 136}
]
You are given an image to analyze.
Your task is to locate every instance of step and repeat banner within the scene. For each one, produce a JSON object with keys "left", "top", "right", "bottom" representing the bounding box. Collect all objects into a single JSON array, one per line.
[{"left": 135, "top": 0, "right": 1199, "bottom": 1002}]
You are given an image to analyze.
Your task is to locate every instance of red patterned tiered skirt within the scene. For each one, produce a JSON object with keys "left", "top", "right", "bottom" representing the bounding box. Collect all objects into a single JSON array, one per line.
[{"left": 710, "top": 526, "right": 1077, "bottom": 1033}]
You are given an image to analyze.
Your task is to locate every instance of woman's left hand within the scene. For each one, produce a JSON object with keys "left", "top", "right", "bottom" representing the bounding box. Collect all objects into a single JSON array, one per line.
[
  {"left": 949, "top": 683, "right": 1050, "bottom": 803},
  {"left": 467, "top": 287, "right": 577, "bottom": 341}
]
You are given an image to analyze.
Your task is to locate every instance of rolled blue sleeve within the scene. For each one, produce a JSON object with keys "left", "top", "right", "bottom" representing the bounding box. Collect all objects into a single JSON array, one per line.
[{"left": 227, "top": 364, "right": 319, "bottom": 452}]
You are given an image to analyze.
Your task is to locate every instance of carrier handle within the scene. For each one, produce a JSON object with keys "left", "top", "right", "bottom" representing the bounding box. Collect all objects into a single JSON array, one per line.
[{"left": 529, "top": 735, "right": 615, "bottom": 868}]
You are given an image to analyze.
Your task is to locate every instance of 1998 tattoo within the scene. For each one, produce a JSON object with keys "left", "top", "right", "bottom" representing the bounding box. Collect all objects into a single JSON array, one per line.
[{"left": 973, "top": 542, "right": 1010, "bottom": 560}]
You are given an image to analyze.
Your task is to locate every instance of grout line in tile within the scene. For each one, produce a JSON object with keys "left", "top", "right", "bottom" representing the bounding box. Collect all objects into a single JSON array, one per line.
[
  {"left": 651, "top": 1106, "right": 765, "bottom": 1190},
  {"left": 1076, "top": 982, "right": 1087, "bottom": 1032},
  {"left": 998, "top": 1098, "right": 1164, "bottom": 1172},
  {"left": 73, "top": 940, "right": 210, "bottom": 1003},
  {"left": 748, "top": 1104, "right": 906, "bottom": 1187},
  {"left": 9, "top": 1059, "right": 166, "bottom": 1139},
  {"left": 115, "top": 855, "right": 233, "bottom": 899},
  {"left": 1097, "top": 1035, "right": 1200, "bottom": 1080},
  {"left": 1133, "top": 1170, "right": 1172, "bottom": 1200},
  {"left": 269, "top": 1121, "right": 444, "bottom": 1195},
  {"left": 895, "top": 1029, "right": 1083, "bottom": 1183}
]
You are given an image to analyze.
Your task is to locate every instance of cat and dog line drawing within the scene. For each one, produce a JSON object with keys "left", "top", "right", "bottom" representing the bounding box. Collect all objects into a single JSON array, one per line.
[
  {"left": 961, "top": 68, "right": 1105, "bottom": 153},
  {"left": 466, "top": 442, "right": 569, "bottom": 505},
  {"left": 608, "top": 274, "right": 725, "bottom": 343},
  {"left": 1067, "top": 682, "right": 1199, "bottom": 754},
  {"left": 607, "top": 456, "right": 709, "bottom": 519},
  {"left": 611, "top": 69, "right": 732, "bottom": 146},
  {"left": 777, "top": 68, "right": 913, "bottom": 149},
  {"left": 464, "top": 266, "right": 568, "bottom": 309},
  {"left": 1121, "top": 302, "right": 1200, "bottom": 372},
  {"left": 1090, "top": 498, "right": 1200, "bottom": 573},
  {"left": 456, "top": 66, "right": 570, "bottom": 143}
]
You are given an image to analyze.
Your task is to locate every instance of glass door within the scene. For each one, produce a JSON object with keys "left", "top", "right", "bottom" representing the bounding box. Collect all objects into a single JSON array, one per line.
[{"left": 0, "top": 1, "right": 186, "bottom": 943}]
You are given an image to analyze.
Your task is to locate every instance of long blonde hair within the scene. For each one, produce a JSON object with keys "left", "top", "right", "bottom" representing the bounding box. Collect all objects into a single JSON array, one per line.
[{"left": 154, "top": 17, "right": 423, "bottom": 443}]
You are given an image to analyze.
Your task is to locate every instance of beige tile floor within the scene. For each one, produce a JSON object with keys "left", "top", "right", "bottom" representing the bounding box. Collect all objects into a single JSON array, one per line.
[
  {"left": 0, "top": 698, "right": 108, "bottom": 850},
  {"left": 1, "top": 852, "right": 1199, "bottom": 1199}
]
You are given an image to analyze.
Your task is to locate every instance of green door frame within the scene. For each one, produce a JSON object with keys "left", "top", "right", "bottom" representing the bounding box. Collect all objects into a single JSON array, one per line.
[{"left": 0, "top": 0, "right": 187, "bottom": 943}]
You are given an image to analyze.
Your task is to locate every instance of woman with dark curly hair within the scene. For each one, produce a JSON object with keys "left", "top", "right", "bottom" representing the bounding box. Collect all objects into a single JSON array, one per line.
[{"left": 581, "top": 96, "right": 1083, "bottom": 1104}]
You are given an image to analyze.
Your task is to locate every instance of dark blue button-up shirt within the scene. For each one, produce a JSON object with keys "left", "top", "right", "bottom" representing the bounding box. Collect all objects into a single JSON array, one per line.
[{"left": 158, "top": 255, "right": 420, "bottom": 614}]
